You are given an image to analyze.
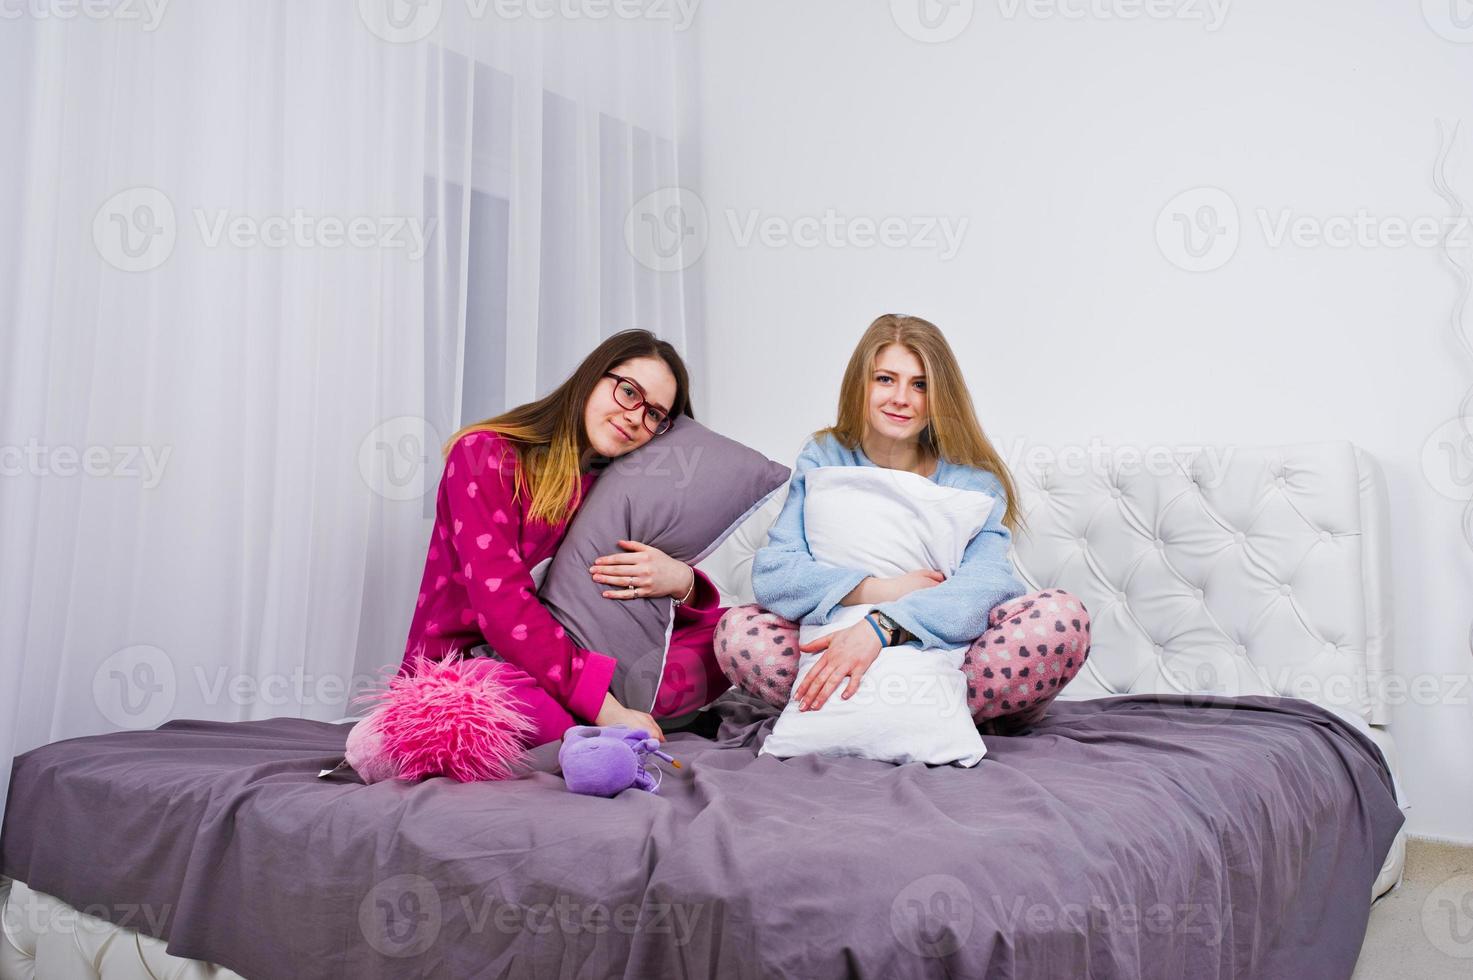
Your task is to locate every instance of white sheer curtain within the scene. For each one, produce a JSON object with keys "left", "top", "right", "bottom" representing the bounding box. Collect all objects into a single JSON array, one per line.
[{"left": 0, "top": 1, "right": 703, "bottom": 818}]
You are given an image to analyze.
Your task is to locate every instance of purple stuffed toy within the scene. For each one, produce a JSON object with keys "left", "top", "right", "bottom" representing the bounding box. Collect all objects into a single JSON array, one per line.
[{"left": 558, "top": 724, "right": 680, "bottom": 797}]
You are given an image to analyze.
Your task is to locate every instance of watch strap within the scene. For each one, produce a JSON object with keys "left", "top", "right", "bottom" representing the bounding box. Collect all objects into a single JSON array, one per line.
[{"left": 863, "top": 614, "right": 889, "bottom": 647}]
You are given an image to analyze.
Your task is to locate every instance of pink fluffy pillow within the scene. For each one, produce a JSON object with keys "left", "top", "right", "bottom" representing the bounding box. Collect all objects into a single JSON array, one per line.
[{"left": 346, "top": 653, "right": 537, "bottom": 783}]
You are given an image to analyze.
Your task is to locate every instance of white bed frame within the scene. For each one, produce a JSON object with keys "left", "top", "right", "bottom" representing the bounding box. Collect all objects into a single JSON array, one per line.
[{"left": 0, "top": 440, "right": 1407, "bottom": 979}]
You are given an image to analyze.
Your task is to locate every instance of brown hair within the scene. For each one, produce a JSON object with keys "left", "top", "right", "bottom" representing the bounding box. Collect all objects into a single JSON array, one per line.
[
  {"left": 818, "top": 313, "right": 1025, "bottom": 535},
  {"left": 446, "top": 329, "right": 693, "bottom": 526}
]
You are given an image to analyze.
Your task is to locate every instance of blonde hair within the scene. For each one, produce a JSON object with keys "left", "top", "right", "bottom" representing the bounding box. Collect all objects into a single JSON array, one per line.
[
  {"left": 817, "top": 313, "right": 1025, "bottom": 535},
  {"left": 445, "top": 329, "right": 693, "bottom": 527}
]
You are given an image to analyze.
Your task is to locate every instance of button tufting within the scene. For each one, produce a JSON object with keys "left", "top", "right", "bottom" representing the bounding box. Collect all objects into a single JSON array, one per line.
[
  {"left": 1193, "top": 588, "right": 1204, "bottom": 599},
  {"left": 1235, "top": 644, "right": 1246, "bottom": 656},
  {"left": 1278, "top": 584, "right": 1291, "bottom": 596},
  {"left": 1319, "top": 530, "right": 1332, "bottom": 543},
  {"left": 1154, "top": 538, "right": 1165, "bottom": 549},
  {"left": 1077, "top": 537, "right": 1088, "bottom": 547},
  {"left": 1115, "top": 591, "right": 1126, "bottom": 602},
  {"left": 1323, "top": 642, "right": 1335, "bottom": 654},
  {"left": 1232, "top": 531, "right": 1246, "bottom": 544},
  {"left": 1110, "top": 487, "right": 1122, "bottom": 499},
  {"left": 1154, "top": 644, "right": 1164, "bottom": 654},
  {"left": 1275, "top": 476, "right": 1286, "bottom": 488}
]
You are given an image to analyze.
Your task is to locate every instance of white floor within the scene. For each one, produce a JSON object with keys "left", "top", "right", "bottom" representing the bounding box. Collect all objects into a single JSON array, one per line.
[{"left": 1354, "top": 837, "right": 1473, "bottom": 979}]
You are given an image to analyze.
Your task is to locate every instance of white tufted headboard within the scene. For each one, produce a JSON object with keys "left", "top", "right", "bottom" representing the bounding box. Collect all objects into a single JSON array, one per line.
[
  {"left": 699, "top": 440, "right": 1394, "bottom": 727},
  {"left": 1008, "top": 441, "right": 1393, "bottom": 726}
]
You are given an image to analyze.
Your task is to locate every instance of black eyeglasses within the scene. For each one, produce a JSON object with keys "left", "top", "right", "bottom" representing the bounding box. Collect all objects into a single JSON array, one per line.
[{"left": 604, "top": 373, "right": 673, "bottom": 435}]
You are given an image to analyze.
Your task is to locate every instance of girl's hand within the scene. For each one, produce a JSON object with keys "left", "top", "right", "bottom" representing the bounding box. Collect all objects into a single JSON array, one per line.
[
  {"left": 793, "top": 620, "right": 884, "bottom": 712},
  {"left": 883, "top": 569, "right": 945, "bottom": 601},
  {"left": 594, "top": 692, "right": 666, "bottom": 743},
  {"left": 843, "top": 569, "right": 945, "bottom": 606},
  {"left": 590, "top": 540, "right": 694, "bottom": 601}
]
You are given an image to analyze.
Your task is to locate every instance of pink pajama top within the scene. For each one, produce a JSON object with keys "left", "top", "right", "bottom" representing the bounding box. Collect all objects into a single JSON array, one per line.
[{"left": 401, "top": 430, "right": 721, "bottom": 723}]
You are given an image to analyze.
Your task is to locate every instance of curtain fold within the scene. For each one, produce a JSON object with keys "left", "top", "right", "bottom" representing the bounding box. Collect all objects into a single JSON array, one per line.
[{"left": 0, "top": 1, "right": 703, "bottom": 821}]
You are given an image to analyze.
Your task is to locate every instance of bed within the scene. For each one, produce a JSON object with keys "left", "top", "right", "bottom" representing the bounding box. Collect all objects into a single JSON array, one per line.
[{"left": 0, "top": 440, "right": 1408, "bottom": 979}]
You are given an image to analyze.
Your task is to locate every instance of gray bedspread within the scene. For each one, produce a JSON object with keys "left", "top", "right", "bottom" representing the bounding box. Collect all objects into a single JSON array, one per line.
[{"left": 1, "top": 692, "right": 1403, "bottom": 979}]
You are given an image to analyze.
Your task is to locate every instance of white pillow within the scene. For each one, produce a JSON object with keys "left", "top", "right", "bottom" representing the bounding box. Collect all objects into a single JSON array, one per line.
[
  {"left": 694, "top": 485, "right": 788, "bottom": 608},
  {"left": 758, "top": 466, "right": 995, "bottom": 767}
]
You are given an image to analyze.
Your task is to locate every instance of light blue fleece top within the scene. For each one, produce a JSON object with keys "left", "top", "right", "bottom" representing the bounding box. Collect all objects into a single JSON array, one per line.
[{"left": 751, "top": 432, "right": 1028, "bottom": 650}]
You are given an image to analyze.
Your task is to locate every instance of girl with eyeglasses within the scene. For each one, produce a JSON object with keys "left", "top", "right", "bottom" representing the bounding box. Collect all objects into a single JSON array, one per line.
[
  {"left": 720, "top": 314, "right": 1092, "bottom": 733},
  {"left": 400, "top": 329, "right": 727, "bottom": 746}
]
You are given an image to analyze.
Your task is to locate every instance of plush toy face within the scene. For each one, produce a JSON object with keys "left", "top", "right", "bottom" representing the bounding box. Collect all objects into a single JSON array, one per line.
[
  {"left": 558, "top": 725, "right": 664, "bottom": 797},
  {"left": 561, "top": 723, "right": 659, "bottom": 753}
]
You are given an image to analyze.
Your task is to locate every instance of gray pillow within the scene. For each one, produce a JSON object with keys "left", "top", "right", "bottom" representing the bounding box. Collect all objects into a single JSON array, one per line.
[{"left": 539, "top": 419, "right": 790, "bottom": 716}]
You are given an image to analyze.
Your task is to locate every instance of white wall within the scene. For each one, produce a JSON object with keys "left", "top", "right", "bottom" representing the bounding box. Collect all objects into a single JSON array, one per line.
[{"left": 690, "top": 0, "right": 1473, "bottom": 842}]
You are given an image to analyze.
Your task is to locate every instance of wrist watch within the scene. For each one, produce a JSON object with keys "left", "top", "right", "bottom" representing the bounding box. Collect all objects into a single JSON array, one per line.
[{"left": 869, "top": 611, "right": 906, "bottom": 647}]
